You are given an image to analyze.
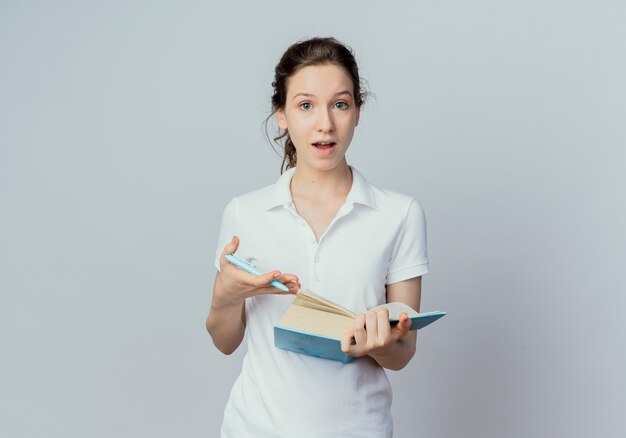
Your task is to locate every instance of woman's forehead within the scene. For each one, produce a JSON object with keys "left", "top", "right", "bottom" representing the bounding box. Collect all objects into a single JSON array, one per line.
[{"left": 286, "top": 64, "right": 354, "bottom": 98}]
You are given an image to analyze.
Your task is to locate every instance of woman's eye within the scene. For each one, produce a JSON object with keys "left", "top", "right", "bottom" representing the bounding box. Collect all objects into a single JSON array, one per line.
[
  {"left": 300, "top": 102, "right": 312, "bottom": 110},
  {"left": 335, "top": 101, "right": 348, "bottom": 110}
]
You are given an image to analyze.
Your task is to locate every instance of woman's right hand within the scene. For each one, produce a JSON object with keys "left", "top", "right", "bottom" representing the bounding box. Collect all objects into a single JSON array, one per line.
[{"left": 215, "top": 235, "right": 301, "bottom": 306}]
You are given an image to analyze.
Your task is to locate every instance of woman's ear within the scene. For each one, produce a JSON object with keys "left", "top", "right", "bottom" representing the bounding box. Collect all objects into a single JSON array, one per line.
[
  {"left": 275, "top": 108, "right": 288, "bottom": 130},
  {"left": 354, "top": 106, "right": 361, "bottom": 127}
]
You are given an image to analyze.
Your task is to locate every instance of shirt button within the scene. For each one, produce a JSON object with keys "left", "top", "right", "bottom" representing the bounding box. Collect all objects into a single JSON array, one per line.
[
  {"left": 314, "top": 276, "right": 320, "bottom": 282},
  {"left": 315, "top": 256, "right": 322, "bottom": 263}
]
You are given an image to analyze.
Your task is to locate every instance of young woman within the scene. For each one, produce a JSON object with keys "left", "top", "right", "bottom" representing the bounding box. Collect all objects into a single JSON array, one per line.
[{"left": 206, "top": 37, "right": 429, "bottom": 437}]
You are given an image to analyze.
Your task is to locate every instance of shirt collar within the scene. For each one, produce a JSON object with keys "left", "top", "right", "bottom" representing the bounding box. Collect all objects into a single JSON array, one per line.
[{"left": 263, "top": 165, "right": 377, "bottom": 211}]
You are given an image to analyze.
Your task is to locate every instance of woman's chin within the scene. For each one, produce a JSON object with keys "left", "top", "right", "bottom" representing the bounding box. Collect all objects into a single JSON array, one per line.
[{"left": 297, "top": 157, "right": 349, "bottom": 173}]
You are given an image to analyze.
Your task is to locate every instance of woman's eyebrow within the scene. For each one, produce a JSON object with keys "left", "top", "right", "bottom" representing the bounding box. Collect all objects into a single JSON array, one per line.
[{"left": 292, "top": 90, "right": 353, "bottom": 100}]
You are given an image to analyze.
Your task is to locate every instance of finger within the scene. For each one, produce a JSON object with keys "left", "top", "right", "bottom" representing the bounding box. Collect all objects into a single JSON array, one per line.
[
  {"left": 274, "top": 273, "right": 300, "bottom": 287},
  {"left": 393, "top": 312, "right": 411, "bottom": 338},
  {"left": 256, "top": 283, "right": 298, "bottom": 295},
  {"left": 243, "top": 270, "right": 300, "bottom": 293},
  {"left": 276, "top": 273, "right": 299, "bottom": 282},
  {"left": 281, "top": 280, "right": 300, "bottom": 293},
  {"left": 219, "top": 236, "right": 240, "bottom": 268},
  {"left": 285, "top": 281, "right": 300, "bottom": 292},
  {"left": 340, "top": 330, "right": 354, "bottom": 353},
  {"left": 285, "top": 279, "right": 302, "bottom": 292},
  {"left": 287, "top": 281, "right": 302, "bottom": 292},
  {"left": 376, "top": 308, "right": 391, "bottom": 341},
  {"left": 253, "top": 273, "right": 300, "bottom": 294},
  {"left": 268, "top": 276, "right": 300, "bottom": 294},
  {"left": 353, "top": 314, "right": 367, "bottom": 347},
  {"left": 364, "top": 311, "right": 378, "bottom": 346},
  {"left": 251, "top": 270, "right": 283, "bottom": 289}
]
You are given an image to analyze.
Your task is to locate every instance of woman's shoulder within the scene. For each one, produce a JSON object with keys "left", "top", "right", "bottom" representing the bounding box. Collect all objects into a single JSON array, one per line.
[
  {"left": 224, "top": 167, "right": 294, "bottom": 212},
  {"left": 373, "top": 184, "right": 418, "bottom": 205},
  {"left": 349, "top": 166, "right": 426, "bottom": 221},
  {"left": 361, "top": 175, "right": 424, "bottom": 214},
  {"left": 221, "top": 182, "right": 279, "bottom": 214}
]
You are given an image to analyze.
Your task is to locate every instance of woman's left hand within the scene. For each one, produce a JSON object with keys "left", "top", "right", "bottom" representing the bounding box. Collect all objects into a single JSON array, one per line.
[{"left": 340, "top": 308, "right": 411, "bottom": 358}]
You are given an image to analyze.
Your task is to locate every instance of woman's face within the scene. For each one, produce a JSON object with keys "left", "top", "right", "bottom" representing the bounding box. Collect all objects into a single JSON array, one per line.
[{"left": 275, "top": 63, "right": 360, "bottom": 173}]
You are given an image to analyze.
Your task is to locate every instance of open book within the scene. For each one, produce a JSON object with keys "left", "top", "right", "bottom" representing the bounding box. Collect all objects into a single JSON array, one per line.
[{"left": 274, "top": 290, "right": 446, "bottom": 363}]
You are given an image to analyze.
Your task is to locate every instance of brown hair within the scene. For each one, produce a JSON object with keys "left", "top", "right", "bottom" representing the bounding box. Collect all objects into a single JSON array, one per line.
[{"left": 265, "top": 37, "right": 369, "bottom": 173}]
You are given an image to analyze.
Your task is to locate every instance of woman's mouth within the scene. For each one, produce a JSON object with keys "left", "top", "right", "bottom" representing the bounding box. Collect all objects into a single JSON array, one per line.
[{"left": 312, "top": 142, "right": 336, "bottom": 154}]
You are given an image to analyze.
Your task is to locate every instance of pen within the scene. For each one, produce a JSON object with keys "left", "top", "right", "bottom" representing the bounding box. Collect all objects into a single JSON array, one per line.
[{"left": 224, "top": 253, "right": 290, "bottom": 292}]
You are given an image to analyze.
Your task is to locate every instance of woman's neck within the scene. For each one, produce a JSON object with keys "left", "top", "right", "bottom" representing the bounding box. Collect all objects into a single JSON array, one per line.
[{"left": 290, "top": 160, "right": 353, "bottom": 201}]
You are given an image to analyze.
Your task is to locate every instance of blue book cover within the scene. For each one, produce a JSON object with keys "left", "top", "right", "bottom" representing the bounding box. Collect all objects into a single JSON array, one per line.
[
  {"left": 274, "top": 326, "right": 356, "bottom": 363},
  {"left": 274, "top": 290, "right": 446, "bottom": 363}
]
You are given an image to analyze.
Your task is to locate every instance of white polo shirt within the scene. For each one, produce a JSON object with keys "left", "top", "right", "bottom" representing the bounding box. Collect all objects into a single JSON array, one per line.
[{"left": 213, "top": 166, "right": 429, "bottom": 437}]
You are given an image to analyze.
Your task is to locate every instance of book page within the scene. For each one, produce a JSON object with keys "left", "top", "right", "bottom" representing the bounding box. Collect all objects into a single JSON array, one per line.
[
  {"left": 295, "top": 290, "right": 356, "bottom": 318},
  {"left": 369, "top": 302, "right": 419, "bottom": 320},
  {"left": 277, "top": 304, "right": 355, "bottom": 339}
]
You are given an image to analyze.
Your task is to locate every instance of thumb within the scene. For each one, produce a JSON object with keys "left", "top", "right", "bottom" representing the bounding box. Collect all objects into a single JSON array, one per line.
[
  {"left": 394, "top": 312, "right": 411, "bottom": 337},
  {"left": 220, "top": 236, "right": 240, "bottom": 264}
]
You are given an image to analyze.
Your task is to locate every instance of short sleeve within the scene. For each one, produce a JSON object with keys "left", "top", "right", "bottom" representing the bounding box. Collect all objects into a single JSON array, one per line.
[
  {"left": 386, "top": 198, "right": 430, "bottom": 284},
  {"left": 213, "top": 198, "right": 238, "bottom": 272}
]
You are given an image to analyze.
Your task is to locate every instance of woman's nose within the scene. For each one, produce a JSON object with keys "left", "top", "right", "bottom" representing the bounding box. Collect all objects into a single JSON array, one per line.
[{"left": 316, "top": 108, "right": 334, "bottom": 132}]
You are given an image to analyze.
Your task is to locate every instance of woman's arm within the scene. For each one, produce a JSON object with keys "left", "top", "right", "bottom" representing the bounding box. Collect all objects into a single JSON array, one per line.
[
  {"left": 340, "top": 276, "right": 422, "bottom": 371},
  {"left": 206, "top": 272, "right": 247, "bottom": 355}
]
